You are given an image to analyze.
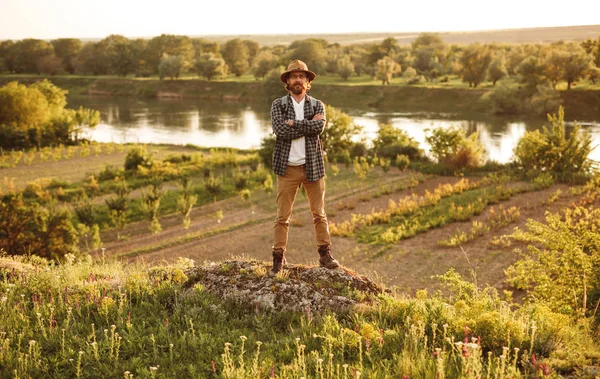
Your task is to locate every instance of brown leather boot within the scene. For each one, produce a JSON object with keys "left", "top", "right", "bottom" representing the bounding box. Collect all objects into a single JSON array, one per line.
[
  {"left": 318, "top": 245, "right": 339, "bottom": 269},
  {"left": 269, "top": 250, "right": 286, "bottom": 277}
]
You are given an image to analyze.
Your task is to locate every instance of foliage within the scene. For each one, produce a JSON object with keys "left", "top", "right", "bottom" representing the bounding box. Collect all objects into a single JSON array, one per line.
[
  {"left": 375, "top": 56, "right": 396, "bottom": 85},
  {"left": 124, "top": 146, "right": 154, "bottom": 172},
  {"left": 258, "top": 134, "right": 276, "bottom": 169},
  {"left": 221, "top": 39, "right": 250, "bottom": 77},
  {"left": 0, "top": 80, "right": 99, "bottom": 149},
  {"left": 195, "top": 53, "right": 227, "bottom": 81},
  {"left": 0, "top": 193, "right": 79, "bottom": 259},
  {"left": 321, "top": 106, "right": 363, "bottom": 160},
  {"left": 487, "top": 52, "right": 507, "bottom": 85},
  {"left": 458, "top": 43, "right": 493, "bottom": 88},
  {"left": 0, "top": 254, "right": 595, "bottom": 378},
  {"left": 336, "top": 55, "right": 355, "bottom": 81},
  {"left": 426, "top": 126, "right": 484, "bottom": 169},
  {"left": 513, "top": 106, "right": 593, "bottom": 182},
  {"left": 505, "top": 203, "right": 600, "bottom": 319},
  {"left": 158, "top": 55, "right": 184, "bottom": 80},
  {"left": 372, "top": 123, "right": 423, "bottom": 161}
]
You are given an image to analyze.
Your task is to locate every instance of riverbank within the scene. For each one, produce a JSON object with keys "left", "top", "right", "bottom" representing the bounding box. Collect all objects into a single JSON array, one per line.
[{"left": 2, "top": 75, "right": 600, "bottom": 119}]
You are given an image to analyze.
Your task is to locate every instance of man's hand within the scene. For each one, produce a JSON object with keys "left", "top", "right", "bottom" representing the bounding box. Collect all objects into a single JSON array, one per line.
[{"left": 312, "top": 114, "right": 324, "bottom": 121}]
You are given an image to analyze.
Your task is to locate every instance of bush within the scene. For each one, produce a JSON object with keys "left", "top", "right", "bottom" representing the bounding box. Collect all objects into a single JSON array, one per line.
[
  {"left": 426, "top": 126, "right": 484, "bottom": 169},
  {"left": 124, "top": 146, "right": 153, "bottom": 172},
  {"left": 97, "top": 165, "right": 123, "bottom": 182},
  {"left": 163, "top": 153, "right": 191, "bottom": 164},
  {"left": 322, "top": 105, "right": 364, "bottom": 157},
  {"left": 513, "top": 106, "right": 593, "bottom": 182},
  {"left": 257, "top": 135, "right": 275, "bottom": 170},
  {"left": 395, "top": 154, "right": 410, "bottom": 170},
  {"left": 372, "top": 124, "right": 423, "bottom": 160}
]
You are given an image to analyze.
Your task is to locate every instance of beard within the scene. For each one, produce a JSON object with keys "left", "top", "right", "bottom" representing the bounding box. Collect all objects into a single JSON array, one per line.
[{"left": 289, "top": 82, "right": 307, "bottom": 95}]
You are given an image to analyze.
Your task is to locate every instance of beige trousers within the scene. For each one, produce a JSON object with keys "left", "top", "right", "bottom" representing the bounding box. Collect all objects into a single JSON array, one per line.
[{"left": 273, "top": 165, "right": 331, "bottom": 252}]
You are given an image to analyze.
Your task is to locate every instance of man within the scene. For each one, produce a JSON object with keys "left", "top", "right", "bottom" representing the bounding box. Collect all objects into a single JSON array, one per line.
[{"left": 269, "top": 59, "right": 340, "bottom": 277}]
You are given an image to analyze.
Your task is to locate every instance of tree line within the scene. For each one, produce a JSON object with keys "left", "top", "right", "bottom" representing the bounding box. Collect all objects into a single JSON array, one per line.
[{"left": 0, "top": 34, "right": 599, "bottom": 88}]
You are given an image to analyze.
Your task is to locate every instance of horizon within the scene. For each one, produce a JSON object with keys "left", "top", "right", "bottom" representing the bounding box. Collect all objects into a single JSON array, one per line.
[{"left": 1, "top": 0, "right": 599, "bottom": 41}]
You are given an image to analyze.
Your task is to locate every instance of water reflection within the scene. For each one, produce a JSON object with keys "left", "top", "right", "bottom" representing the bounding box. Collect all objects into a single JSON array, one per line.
[{"left": 67, "top": 96, "right": 600, "bottom": 162}]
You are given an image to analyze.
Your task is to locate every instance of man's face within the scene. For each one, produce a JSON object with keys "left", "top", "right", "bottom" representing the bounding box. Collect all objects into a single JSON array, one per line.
[{"left": 287, "top": 71, "right": 309, "bottom": 95}]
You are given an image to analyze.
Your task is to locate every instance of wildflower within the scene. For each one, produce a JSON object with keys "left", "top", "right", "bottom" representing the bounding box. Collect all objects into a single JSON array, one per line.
[
  {"left": 295, "top": 337, "right": 300, "bottom": 342},
  {"left": 240, "top": 335, "right": 247, "bottom": 342},
  {"left": 1, "top": 296, "right": 7, "bottom": 303}
]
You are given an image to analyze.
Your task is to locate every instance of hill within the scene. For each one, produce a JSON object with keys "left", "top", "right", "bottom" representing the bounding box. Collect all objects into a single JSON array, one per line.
[{"left": 187, "top": 24, "right": 600, "bottom": 45}]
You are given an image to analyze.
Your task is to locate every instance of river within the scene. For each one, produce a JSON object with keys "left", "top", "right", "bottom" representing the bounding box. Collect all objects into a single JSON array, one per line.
[{"left": 67, "top": 95, "right": 600, "bottom": 163}]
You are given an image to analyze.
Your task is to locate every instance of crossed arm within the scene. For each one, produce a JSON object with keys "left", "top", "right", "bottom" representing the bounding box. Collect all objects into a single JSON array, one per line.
[{"left": 270, "top": 99, "right": 326, "bottom": 141}]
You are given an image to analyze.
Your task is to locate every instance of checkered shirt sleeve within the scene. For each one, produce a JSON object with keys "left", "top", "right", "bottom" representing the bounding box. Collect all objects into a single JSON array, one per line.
[{"left": 270, "top": 95, "right": 326, "bottom": 182}]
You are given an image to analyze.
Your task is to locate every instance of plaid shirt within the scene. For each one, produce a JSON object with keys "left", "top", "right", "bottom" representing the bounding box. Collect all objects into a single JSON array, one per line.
[{"left": 270, "top": 93, "right": 326, "bottom": 182}]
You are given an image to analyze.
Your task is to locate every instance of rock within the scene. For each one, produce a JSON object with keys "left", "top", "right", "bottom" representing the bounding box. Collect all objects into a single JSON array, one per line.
[{"left": 184, "top": 259, "right": 385, "bottom": 313}]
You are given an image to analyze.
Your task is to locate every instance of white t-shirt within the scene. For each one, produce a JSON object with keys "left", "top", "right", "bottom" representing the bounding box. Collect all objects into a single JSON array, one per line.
[{"left": 287, "top": 97, "right": 306, "bottom": 166}]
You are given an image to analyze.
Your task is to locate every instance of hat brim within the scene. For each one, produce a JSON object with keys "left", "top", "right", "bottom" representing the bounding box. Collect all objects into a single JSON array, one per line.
[{"left": 280, "top": 69, "right": 317, "bottom": 83}]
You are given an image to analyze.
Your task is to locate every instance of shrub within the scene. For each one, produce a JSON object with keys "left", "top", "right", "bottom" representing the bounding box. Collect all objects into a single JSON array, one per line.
[
  {"left": 257, "top": 134, "right": 275, "bottom": 169},
  {"left": 124, "top": 146, "right": 153, "bottom": 172},
  {"left": 97, "top": 165, "right": 123, "bottom": 182},
  {"left": 322, "top": 105, "right": 364, "bottom": 157},
  {"left": 426, "top": 126, "right": 484, "bottom": 169},
  {"left": 372, "top": 124, "right": 423, "bottom": 160},
  {"left": 513, "top": 106, "right": 593, "bottom": 182},
  {"left": 395, "top": 154, "right": 410, "bottom": 170}
]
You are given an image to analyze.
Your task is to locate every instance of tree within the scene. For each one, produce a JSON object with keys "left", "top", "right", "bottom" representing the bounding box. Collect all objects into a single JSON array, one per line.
[
  {"left": 458, "top": 43, "right": 493, "bottom": 88},
  {"left": 588, "top": 66, "right": 600, "bottom": 84},
  {"left": 12, "top": 39, "right": 54, "bottom": 73},
  {"left": 243, "top": 40, "right": 260, "bottom": 68},
  {"left": 0, "top": 40, "right": 16, "bottom": 72},
  {"left": 516, "top": 56, "right": 547, "bottom": 88},
  {"left": 0, "top": 81, "right": 49, "bottom": 130},
  {"left": 74, "top": 42, "right": 109, "bottom": 75},
  {"left": 487, "top": 52, "right": 507, "bottom": 86},
  {"left": 581, "top": 37, "right": 600, "bottom": 67},
  {"left": 381, "top": 37, "right": 400, "bottom": 57},
  {"left": 36, "top": 55, "right": 64, "bottom": 76},
  {"left": 412, "top": 47, "right": 443, "bottom": 82},
  {"left": 105, "top": 176, "right": 130, "bottom": 240},
  {"left": 287, "top": 39, "right": 327, "bottom": 73},
  {"left": 375, "top": 56, "right": 396, "bottom": 85},
  {"left": 251, "top": 50, "right": 277, "bottom": 80},
  {"left": 411, "top": 33, "right": 447, "bottom": 80},
  {"left": 177, "top": 177, "right": 198, "bottom": 229},
  {"left": 543, "top": 48, "right": 567, "bottom": 89},
  {"left": 144, "top": 34, "right": 195, "bottom": 75},
  {"left": 158, "top": 55, "right": 184, "bottom": 80},
  {"left": 195, "top": 53, "right": 227, "bottom": 81},
  {"left": 221, "top": 39, "right": 250, "bottom": 77},
  {"left": 109, "top": 41, "right": 138, "bottom": 77},
  {"left": 51, "top": 38, "right": 82, "bottom": 74},
  {"left": 562, "top": 45, "right": 593, "bottom": 90},
  {"left": 336, "top": 55, "right": 355, "bottom": 81},
  {"left": 505, "top": 45, "right": 528, "bottom": 76},
  {"left": 0, "top": 80, "right": 98, "bottom": 149}
]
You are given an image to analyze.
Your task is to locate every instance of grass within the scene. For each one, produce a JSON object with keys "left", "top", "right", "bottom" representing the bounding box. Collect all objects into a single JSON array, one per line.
[{"left": 0, "top": 252, "right": 598, "bottom": 378}]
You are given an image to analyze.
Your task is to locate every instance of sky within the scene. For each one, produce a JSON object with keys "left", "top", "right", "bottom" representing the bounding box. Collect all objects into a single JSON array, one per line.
[{"left": 1, "top": 0, "right": 599, "bottom": 40}]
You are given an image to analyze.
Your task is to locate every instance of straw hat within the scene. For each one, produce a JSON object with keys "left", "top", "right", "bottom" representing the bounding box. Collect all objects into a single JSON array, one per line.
[{"left": 280, "top": 59, "right": 317, "bottom": 83}]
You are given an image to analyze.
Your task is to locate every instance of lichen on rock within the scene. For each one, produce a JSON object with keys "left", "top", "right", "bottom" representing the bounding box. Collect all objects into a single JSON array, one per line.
[{"left": 184, "top": 259, "right": 385, "bottom": 313}]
